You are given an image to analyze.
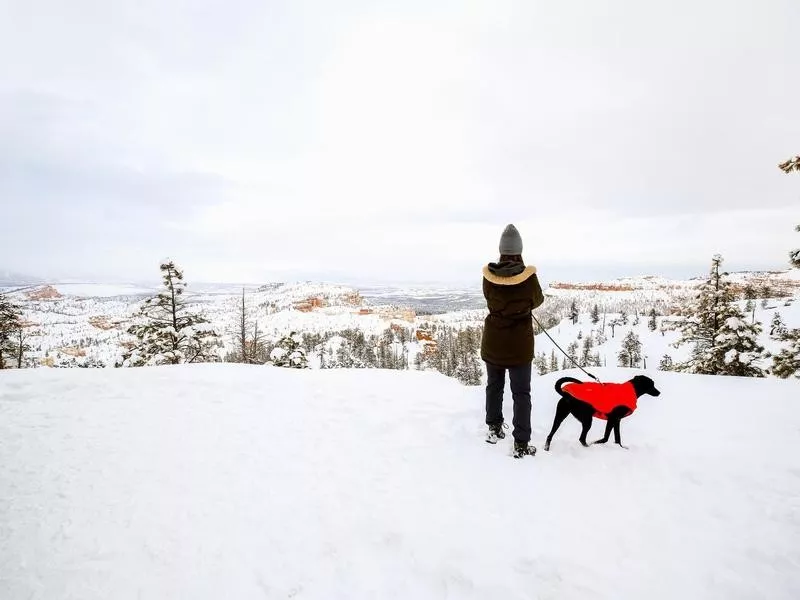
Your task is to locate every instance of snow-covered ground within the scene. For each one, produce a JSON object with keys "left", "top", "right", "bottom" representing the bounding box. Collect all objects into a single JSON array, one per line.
[{"left": 2, "top": 365, "right": 799, "bottom": 599}]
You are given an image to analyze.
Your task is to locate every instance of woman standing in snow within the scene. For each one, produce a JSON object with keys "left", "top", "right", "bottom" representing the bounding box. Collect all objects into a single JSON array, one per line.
[{"left": 481, "top": 224, "right": 545, "bottom": 458}]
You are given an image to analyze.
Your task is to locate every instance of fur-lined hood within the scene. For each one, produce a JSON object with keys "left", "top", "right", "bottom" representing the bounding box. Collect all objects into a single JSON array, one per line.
[{"left": 482, "top": 264, "right": 537, "bottom": 286}]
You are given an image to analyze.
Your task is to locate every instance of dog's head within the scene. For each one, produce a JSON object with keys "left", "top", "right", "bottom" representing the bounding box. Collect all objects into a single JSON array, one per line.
[{"left": 630, "top": 375, "right": 661, "bottom": 398}]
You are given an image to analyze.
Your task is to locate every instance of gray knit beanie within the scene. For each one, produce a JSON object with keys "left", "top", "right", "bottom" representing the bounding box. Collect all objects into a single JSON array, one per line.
[{"left": 498, "top": 224, "right": 523, "bottom": 255}]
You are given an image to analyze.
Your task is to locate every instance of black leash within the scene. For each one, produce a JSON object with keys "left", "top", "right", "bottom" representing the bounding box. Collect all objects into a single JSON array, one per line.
[{"left": 532, "top": 314, "right": 601, "bottom": 383}]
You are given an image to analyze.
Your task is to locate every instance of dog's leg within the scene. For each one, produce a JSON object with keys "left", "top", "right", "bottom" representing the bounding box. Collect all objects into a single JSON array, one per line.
[
  {"left": 592, "top": 419, "right": 613, "bottom": 445},
  {"left": 613, "top": 419, "right": 628, "bottom": 449},
  {"left": 544, "top": 398, "right": 570, "bottom": 451},
  {"left": 578, "top": 415, "right": 593, "bottom": 447}
]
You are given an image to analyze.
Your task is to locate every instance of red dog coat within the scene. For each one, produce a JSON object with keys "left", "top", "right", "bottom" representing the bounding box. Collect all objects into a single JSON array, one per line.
[{"left": 562, "top": 382, "right": 637, "bottom": 420}]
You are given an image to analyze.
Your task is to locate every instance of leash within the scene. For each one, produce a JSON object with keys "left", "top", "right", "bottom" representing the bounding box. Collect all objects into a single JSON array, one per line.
[{"left": 532, "top": 314, "right": 601, "bottom": 383}]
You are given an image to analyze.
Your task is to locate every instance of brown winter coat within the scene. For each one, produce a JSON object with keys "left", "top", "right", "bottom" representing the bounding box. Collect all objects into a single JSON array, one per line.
[{"left": 480, "top": 264, "right": 545, "bottom": 367}]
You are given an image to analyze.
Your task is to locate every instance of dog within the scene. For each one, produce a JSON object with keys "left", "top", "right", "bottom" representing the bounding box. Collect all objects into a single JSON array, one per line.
[{"left": 543, "top": 375, "right": 661, "bottom": 451}]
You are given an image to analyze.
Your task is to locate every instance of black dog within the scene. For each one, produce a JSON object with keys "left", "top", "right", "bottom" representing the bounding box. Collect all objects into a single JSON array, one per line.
[{"left": 543, "top": 375, "right": 661, "bottom": 451}]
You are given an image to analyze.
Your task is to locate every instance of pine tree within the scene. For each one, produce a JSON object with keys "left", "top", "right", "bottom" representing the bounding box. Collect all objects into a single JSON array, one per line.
[
  {"left": 566, "top": 341, "right": 579, "bottom": 368},
  {"left": 533, "top": 353, "right": 548, "bottom": 375},
  {"left": 778, "top": 155, "right": 800, "bottom": 174},
  {"left": 0, "top": 294, "right": 23, "bottom": 369},
  {"left": 122, "top": 261, "right": 221, "bottom": 366},
  {"left": 744, "top": 299, "right": 755, "bottom": 313},
  {"left": 742, "top": 284, "right": 757, "bottom": 300},
  {"left": 619, "top": 308, "right": 628, "bottom": 325},
  {"left": 770, "top": 313, "right": 787, "bottom": 337},
  {"left": 590, "top": 304, "right": 600, "bottom": 325},
  {"left": 771, "top": 329, "right": 800, "bottom": 379},
  {"left": 618, "top": 331, "right": 642, "bottom": 368},
  {"left": 550, "top": 350, "right": 559, "bottom": 372},
  {"left": 609, "top": 318, "right": 621, "bottom": 338},
  {"left": 580, "top": 336, "right": 594, "bottom": 367},
  {"left": 790, "top": 224, "right": 800, "bottom": 269},
  {"left": 270, "top": 332, "right": 309, "bottom": 368},
  {"left": 659, "top": 354, "right": 674, "bottom": 371},
  {"left": 674, "top": 255, "right": 766, "bottom": 376},
  {"left": 570, "top": 300, "right": 579, "bottom": 325},
  {"left": 648, "top": 308, "right": 657, "bottom": 331}
]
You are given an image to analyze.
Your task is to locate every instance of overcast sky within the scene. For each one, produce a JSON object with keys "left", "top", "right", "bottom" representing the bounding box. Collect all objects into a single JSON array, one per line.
[{"left": 1, "top": 0, "right": 799, "bottom": 286}]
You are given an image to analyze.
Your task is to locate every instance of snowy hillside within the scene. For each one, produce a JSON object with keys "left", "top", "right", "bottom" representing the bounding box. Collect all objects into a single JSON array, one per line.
[
  {"left": 4, "top": 270, "right": 799, "bottom": 376},
  {"left": 533, "top": 296, "right": 800, "bottom": 373},
  {"left": 1, "top": 366, "right": 798, "bottom": 599}
]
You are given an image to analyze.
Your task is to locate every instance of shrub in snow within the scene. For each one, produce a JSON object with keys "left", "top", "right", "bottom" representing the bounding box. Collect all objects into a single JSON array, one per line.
[
  {"left": 674, "top": 255, "right": 766, "bottom": 377},
  {"left": 659, "top": 354, "right": 674, "bottom": 371},
  {"left": 121, "top": 261, "right": 221, "bottom": 367},
  {"left": 270, "top": 332, "right": 309, "bottom": 369}
]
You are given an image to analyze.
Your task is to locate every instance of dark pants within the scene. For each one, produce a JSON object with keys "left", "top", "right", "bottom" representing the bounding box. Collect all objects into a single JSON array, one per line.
[{"left": 485, "top": 362, "right": 532, "bottom": 443}]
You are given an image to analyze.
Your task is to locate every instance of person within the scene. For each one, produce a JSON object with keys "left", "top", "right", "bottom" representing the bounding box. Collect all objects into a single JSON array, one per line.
[{"left": 481, "top": 224, "right": 545, "bottom": 458}]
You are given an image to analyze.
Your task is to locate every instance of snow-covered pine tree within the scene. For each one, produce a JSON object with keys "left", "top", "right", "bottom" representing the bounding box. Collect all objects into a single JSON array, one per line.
[
  {"left": 770, "top": 313, "right": 787, "bottom": 337},
  {"left": 580, "top": 335, "right": 594, "bottom": 367},
  {"left": 533, "top": 353, "right": 548, "bottom": 375},
  {"left": 590, "top": 304, "right": 600, "bottom": 325},
  {"left": 771, "top": 328, "right": 800, "bottom": 379},
  {"left": 619, "top": 308, "right": 628, "bottom": 325},
  {"left": 570, "top": 300, "right": 579, "bottom": 325},
  {"left": 123, "top": 261, "right": 221, "bottom": 366},
  {"left": 0, "top": 294, "right": 23, "bottom": 369},
  {"left": 608, "top": 317, "right": 621, "bottom": 338},
  {"left": 618, "top": 331, "right": 642, "bottom": 368},
  {"left": 549, "top": 350, "right": 559, "bottom": 372},
  {"left": 674, "top": 255, "right": 766, "bottom": 376},
  {"left": 566, "top": 341, "right": 579, "bottom": 367},
  {"left": 648, "top": 308, "right": 657, "bottom": 331},
  {"left": 659, "top": 354, "right": 674, "bottom": 371},
  {"left": 270, "top": 332, "right": 309, "bottom": 369},
  {"left": 790, "top": 224, "right": 800, "bottom": 269},
  {"left": 778, "top": 155, "right": 800, "bottom": 174}
]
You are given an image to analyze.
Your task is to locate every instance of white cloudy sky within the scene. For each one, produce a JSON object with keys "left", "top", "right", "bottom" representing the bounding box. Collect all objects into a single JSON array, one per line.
[{"left": 1, "top": 0, "right": 799, "bottom": 285}]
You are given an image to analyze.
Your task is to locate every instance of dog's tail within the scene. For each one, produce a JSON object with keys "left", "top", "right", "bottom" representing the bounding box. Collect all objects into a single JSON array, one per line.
[{"left": 554, "top": 376, "right": 583, "bottom": 397}]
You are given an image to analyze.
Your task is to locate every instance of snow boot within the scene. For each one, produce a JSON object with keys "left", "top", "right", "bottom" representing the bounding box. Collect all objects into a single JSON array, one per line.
[
  {"left": 485, "top": 423, "right": 508, "bottom": 444},
  {"left": 513, "top": 441, "right": 537, "bottom": 458}
]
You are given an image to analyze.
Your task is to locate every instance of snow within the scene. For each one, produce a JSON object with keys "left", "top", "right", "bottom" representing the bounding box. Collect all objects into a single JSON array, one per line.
[{"left": 2, "top": 365, "right": 799, "bottom": 599}]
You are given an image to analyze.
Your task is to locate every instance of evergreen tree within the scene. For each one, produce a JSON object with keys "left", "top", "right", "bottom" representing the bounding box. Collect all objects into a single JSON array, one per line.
[
  {"left": 742, "top": 283, "right": 757, "bottom": 300},
  {"left": 674, "top": 255, "right": 766, "bottom": 376},
  {"left": 608, "top": 318, "right": 621, "bottom": 338},
  {"left": 570, "top": 300, "right": 579, "bottom": 325},
  {"left": 122, "top": 261, "right": 221, "bottom": 366},
  {"left": 771, "top": 329, "right": 800, "bottom": 379},
  {"left": 0, "top": 294, "right": 23, "bottom": 369},
  {"left": 791, "top": 224, "right": 800, "bottom": 269},
  {"left": 770, "top": 313, "right": 787, "bottom": 337},
  {"left": 648, "top": 308, "right": 657, "bottom": 331},
  {"left": 270, "top": 332, "right": 309, "bottom": 368},
  {"left": 533, "top": 353, "right": 549, "bottom": 375},
  {"left": 590, "top": 304, "right": 600, "bottom": 325},
  {"left": 619, "top": 308, "right": 628, "bottom": 325},
  {"left": 565, "top": 341, "right": 579, "bottom": 368},
  {"left": 549, "top": 350, "right": 559, "bottom": 372},
  {"left": 760, "top": 298, "right": 769, "bottom": 309},
  {"left": 580, "top": 336, "right": 594, "bottom": 367},
  {"left": 744, "top": 299, "right": 755, "bottom": 313},
  {"left": 659, "top": 354, "right": 674, "bottom": 371},
  {"left": 618, "top": 331, "right": 642, "bottom": 368}
]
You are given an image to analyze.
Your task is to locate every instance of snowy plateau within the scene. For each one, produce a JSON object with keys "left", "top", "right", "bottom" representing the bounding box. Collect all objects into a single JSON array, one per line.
[{"left": 1, "top": 366, "right": 799, "bottom": 599}]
